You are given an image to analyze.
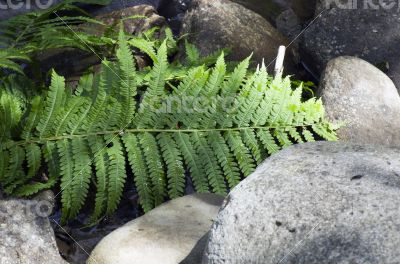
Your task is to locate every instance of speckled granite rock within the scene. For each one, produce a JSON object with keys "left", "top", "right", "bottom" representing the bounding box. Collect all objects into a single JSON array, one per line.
[
  {"left": 203, "top": 141, "right": 400, "bottom": 263},
  {"left": 318, "top": 56, "right": 400, "bottom": 147},
  {"left": 0, "top": 199, "right": 66, "bottom": 264}
]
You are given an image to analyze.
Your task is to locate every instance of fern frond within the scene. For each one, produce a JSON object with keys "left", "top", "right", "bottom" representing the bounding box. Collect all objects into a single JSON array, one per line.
[
  {"left": 116, "top": 29, "right": 137, "bottom": 127},
  {"left": 257, "top": 129, "right": 280, "bottom": 155},
  {"left": 26, "top": 143, "right": 41, "bottom": 178},
  {"left": 222, "top": 55, "right": 250, "bottom": 95},
  {"left": 241, "top": 129, "right": 263, "bottom": 164},
  {"left": 36, "top": 71, "right": 65, "bottom": 138},
  {"left": 274, "top": 128, "right": 293, "bottom": 148},
  {"left": 122, "top": 134, "right": 154, "bottom": 212},
  {"left": 184, "top": 40, "right": 200, "bottom": 66},
  {"left": 21, "top": 96, "right": 43, "bottom": 140},
  {"left": 174, "top": 132, "right": 209, "bottom": 193},
  {"left": 104, "top": 136, "right": 127, "bottom": 215},
  {"left": 54, "top": 97, "right": 86, "bottom": 136},
  {"left": 302, "top": 128, "right": 315, "bottom": 142},
  {"left": 128, "top": 37, "right": 157, "bottom": 62},
  {"left": 137, "top": 41, "right": 168, "bottom": 128},
  {"left": 0, "top": 91, "right": 24, "bottom": 141},
  {"left": 12, "top": 174, "right": 57, "bottom": 197},
  {"left": 3, "top": 145, "right": 25, "bottom": 192},
  {"left": 139, "top": 132, "right": 166, "bottom": 206},
  {"left": 158, "top": 132, "right": 185, "bottom": 198},
  {"left": 204, "top": 53, "right": 226, "bottom": 96},
  {"left": 69, "top": 138, "right": 92, "bottom": 219},
  {"left": 208, "top": 131, "right": 241, "bottom": 189},
  {"left": 192, "top": 132, "right": 226, "bottom": 195},
  {"left": 225, "top": 131, "right": 255, "bottom": 176},
  {"left": 57, "top": 139, "right": 74, "bottom": 222},
  {"left": 88, "top": 136, "right": 109, "bottom": 221},
  {"left": 0, "top": 34, "right": 339, "bottom": 221}
]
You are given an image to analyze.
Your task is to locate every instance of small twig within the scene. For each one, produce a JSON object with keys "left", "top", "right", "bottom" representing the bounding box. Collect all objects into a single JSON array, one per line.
[{"left": 274, "top": 45, "right": 286, "bottom": 77}]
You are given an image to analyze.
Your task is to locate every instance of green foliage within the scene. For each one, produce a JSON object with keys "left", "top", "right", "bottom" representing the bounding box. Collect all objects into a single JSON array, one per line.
[{"left": 0, "top": 30, "right": 338, "bottom": 223}]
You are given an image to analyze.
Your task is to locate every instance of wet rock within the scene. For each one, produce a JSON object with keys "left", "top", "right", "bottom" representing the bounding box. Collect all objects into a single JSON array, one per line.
[
  {"left": 276, "top": 8, "right": 302, "bottom": 39},
  {"left": 181, "top": 0, "right": 299, "bottom": 75},
  {"left": 301, "top": 6, "right": 400, "bottom": 88},
  {"left": 318, "top": 56, "right": 400, "bottom": 147},
  {"left": 230, "top": 0, "right": 315, "bottom": 24},
  {"left": 88, "top": 5, "right": 166, "bottom": 36},
  {"left": 158, "top": 0, "right": 192, "bottom": 35},
  {"left": 88, "top": 194, "right": 224, "bottom": 264},
  {"left": 0, "top": 199, "right": 66, "bottom": 264},
  {"left": 203, "top": 141, "right": 400, "bottom": 263}
]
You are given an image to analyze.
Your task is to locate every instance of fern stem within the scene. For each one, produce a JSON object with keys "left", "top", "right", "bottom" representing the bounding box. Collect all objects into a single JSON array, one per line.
[{"left": 9, "top": 124, "right": 322, "bottom": 147}]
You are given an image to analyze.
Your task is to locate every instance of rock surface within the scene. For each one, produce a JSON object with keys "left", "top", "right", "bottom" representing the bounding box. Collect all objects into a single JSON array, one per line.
[
  {"left": 180, "top": 0, "right": 298, "bottom": 74},
  {"left": 88, "top": 193, "right": 224, "bottom": 264},
  {"left": 0, "top": 199, "right": 66, "bottom": 264},
  {"left": 203, "top": 141, "right": 400, "bottom": 263},
  {"left": 301, "top": 6, "right": 400, "bottom": 88},
  {"left": 318, "top": 56, "right": 400, "bottom": 147},
  {"left": 231, "top": 0, "right": 315, "bottom": 23}
]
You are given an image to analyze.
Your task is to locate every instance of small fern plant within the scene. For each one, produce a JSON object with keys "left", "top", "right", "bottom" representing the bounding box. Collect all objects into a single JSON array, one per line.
[{"left": 0, "top": 30, "right": 338, "bottom": 222}]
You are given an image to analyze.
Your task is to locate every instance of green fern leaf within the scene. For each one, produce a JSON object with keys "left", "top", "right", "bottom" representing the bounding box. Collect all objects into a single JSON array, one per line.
[
  {"left": 129, "top": 37, "right": 157, "bottom": 62},
  {"left": 192, "top": 132, "right": 226, "bottom": 195},
  {"left": 57, "top": 139, "right": 74, "bottom": 222},
  {"left": 36, "top": 70, "right": 65, "bottom": 138},
  {"left": 174, "top": 132, "right": 209, "bottom": 192},
  {"left": 26, "top": 144, "right": 41, "bottom": 178},
  {"left": 105, "top": 136, "right": 127, "bottom": 215},
  {"left": 208, "top": 131, "right": 241, "bottom": 188},
  {"left": 225, "top": 131, "right": 255, "bottom": 176},
  {"left": 257, "top": 129, "right": 280, "bottom": 155},
  {"left": 116, "top": 28, "right": 137, "bottom": 127},
  {"left": 69, "top": 138, "right": 92, "bottom": 219},
  {"left": 184, "top": 40, "right": 200, "bottom": 66},
  {"left": 274, "top": 128, "right": 293, "bottom": 147},
  {"left": 21, "top": 96, "right": 43, "bottom": 140},
  {"left": 122, "top": 134, "right": 154, "bottom": 212},
  {"left": 139, "top": 132, "right": 166, "bottom": 206},
  {"left": 13, "top": 174, "right": 57, "bottom": 197},
  {"left": 241, "top": 129, "right": 262, "bottom": 164},
  {"left": 137, "top": 41, "right": 168, "bottom": 128},
  {"left": 3, "top": 145, "right": 25, "bottom": 187},
  {"left": 88, "top": 136, "right": 109, "bottom": 221},
  {"left": 157, "top": 133, "right": 185, "bottom": 199},
  {"left": 222, "top": 55, "right": 250, "bottom": 95},
  {"left": 302, "top": 128, "right": 315, "bottom": 142}
]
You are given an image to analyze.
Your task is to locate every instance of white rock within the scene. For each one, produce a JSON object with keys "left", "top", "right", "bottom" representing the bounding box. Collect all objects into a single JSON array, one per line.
[
  {"left": 318, "top": 56, "right": 400, "bottom": 147},
  {"left": 88, "top": 194, "right": 223, "bottom": 264}
]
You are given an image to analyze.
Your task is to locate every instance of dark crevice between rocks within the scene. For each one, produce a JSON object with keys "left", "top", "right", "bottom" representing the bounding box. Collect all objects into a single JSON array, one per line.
[{"left": 158, "top": 0, "right": 192, "bottom": 35}]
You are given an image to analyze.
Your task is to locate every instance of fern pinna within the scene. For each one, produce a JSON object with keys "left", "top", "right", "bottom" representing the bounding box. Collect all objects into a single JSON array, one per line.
[{"left": 0, "top": 30, "right": 338, "bottom": 222}]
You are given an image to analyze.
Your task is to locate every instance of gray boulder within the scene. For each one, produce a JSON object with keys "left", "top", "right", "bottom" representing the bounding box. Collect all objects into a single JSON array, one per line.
[
  {"left": 231, "top": 0, "right": 316, "bottom": 23},
  {"left": 0, "top": 199, "right": 66, "bottom": 264},
  {"left": 180, "top": 0, "right": 299, "bottom": 74},
  {"left": 203, "top": 141, "right": 400, "bottom": 263},
  {"left": 88, "top": 193, "right": 224, "bottom": 264},
  {"left": 301, "top": 6, "right": 400, "bottom": 88},
  {"left": 318, "top": 56, "right": 400, "bottom": 147}
]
